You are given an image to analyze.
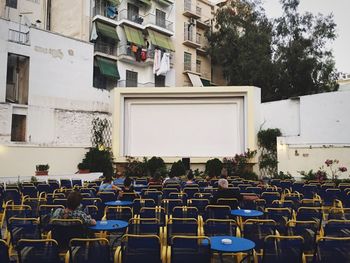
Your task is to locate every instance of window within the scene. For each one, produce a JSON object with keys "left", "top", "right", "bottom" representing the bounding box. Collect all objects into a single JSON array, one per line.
[
  {"left": 196, "top": 32, "right": 201, "bottom": 44},
  {"left": 6, "top": 53, "right": 29, "bottom": 104},
  {"left": 155, "top": 75, "right": 165, "bottom": 87},
  {"left": 127, "top": 3, "right": 139, "bottom": 22},
  {"left": 196, "top": 59, "right": 201, "bottom": 74},
  {"left": 11, "top": 114, "right": 26, "bottom": 142},
  {"left": 184, "top": 22, "right": 193, "bottom": 41},
  {"left": 93, "top": 66, "right": 107, "bottom": 89},
  {"left": 126, "top": 70, "right": 138, "bottom": 87},
  {"left": 156, "top": 9, "right": 166, "bottom": 28},
  {"left": 6, "top": 0, "right": 17, "bottom": 9},
  {"left": 184, "top": 52, "right": 192, "bottom": 71}
]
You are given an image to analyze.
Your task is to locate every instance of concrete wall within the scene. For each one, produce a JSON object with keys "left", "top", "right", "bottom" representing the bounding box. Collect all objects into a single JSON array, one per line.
[
  {"left": 261, "top": 91, "right": 350, "bottom": 178},
  {"left": 0, "top": 19, "right": 111, "bottom": 177}
]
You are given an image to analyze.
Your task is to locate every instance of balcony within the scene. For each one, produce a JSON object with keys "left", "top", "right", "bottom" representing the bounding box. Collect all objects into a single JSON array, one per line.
[
  {"left": 183, "top": 62, "right": 200, "bottom": 75},
  {"left": 183, "top": 0, "right": 201, "bottom": 19},
  {"left": 195, "top": 34, "right": 208, "bottom": 55},
  {"left": 117, "top": 9, "right": 144, "bottom": 29},
  {"left": 118, "top": 80, "right": 155, "bottom": 88},
  {"left": 196, "top": 17, "right": 211, "bottom": 29},
  {"left": 94, "top": 41, "right": 118, "bottom": 58},
  {"left": 8, "top": 29, "right": 30, "bottom": 45},
  {"left": 144, "top": 13, "right": 174, "bottom": 36},
  {"left": 93, "top": 0, "right": 118, "bottom": 23},
  {"left": 117, "top": 44, "right": 154, "bottom": 65},
  {"left": 183, "top": 30, "right": 201, "bottom": 48}
]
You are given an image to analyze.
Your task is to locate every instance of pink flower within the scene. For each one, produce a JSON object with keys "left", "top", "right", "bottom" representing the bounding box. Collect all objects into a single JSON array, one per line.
[
  {"left": 339, "top": 167, "right": 348, "bottom": 173},
  {"left": 325, "top": 159, "right": 333, "bottom": 166}
]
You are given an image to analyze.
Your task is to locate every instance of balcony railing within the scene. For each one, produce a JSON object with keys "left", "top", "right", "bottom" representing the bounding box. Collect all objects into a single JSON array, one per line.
[
  {"left": 94, "top": 42, "right": 118, "bottom": 56},
  {"left": 8, "top": 29, "right": 30, "bottom": 45},
  {"left": 184, "top": 0, "right": 201, "bottom": 17},
  {"left": 144, "top": 13, "right": 173, "bottom": 32},
  {"left": 118, "top": 9, "right": 144, "bottom": 24},
  {"left": 93, "top": 0, "right": 118, "bottom": 20},
  {"left": 184, "top": 30, "right": 195, "bottom": 42},
  {"left": 118, "top": 44, "right": 154, "bottom": 59},
  {"left": 118, "top": 80, "right": 155, "bottom": 88}
]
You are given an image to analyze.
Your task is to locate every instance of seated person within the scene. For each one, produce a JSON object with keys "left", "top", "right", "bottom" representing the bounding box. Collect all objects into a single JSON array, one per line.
[
  {"left": 148, "top": 171, "right": 163, "bottom": 185},
  {"left": 113, "top": 172, "right": 126, "bottom": 185},
  {"left": 118, "top": 177, "right": 135, "bottom": 199},
  {"left": 211, "top": 179, "right": 241, "bottom": 204},
  {"left": 185, "top": 170, "right": 195, "bottom": 185},
  {"left": 51, "top": 191, "right": 96, "bottom": 225},
  {"left": 220, "top": 168, "right": 228, "bottom": 179},
  {"left": 163, "top": 173, "right": 181, "bottom": 186},
  {"left": 99, "top": 173, "right": 120, "bottom": 192}
]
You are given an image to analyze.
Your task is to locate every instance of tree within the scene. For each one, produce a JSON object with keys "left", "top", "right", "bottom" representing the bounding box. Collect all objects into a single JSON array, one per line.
[
  {"left": 273, "top": 0, "right": 338, "bottom": 100},
  {"left": 207, "top": 0, "right": 338, "bottom": 102}
]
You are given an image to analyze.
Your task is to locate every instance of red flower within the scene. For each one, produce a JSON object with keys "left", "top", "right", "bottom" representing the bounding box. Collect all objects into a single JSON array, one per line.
[
  {"left": 339, "top": 167, "right": 348, "bottom": 173},
  {"left": 325, "top": 159, "right": 333, "bottom": 166}
]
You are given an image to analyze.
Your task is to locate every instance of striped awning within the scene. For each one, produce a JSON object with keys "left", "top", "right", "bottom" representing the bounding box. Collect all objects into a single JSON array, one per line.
[
  {"left": 147, "top": 29, "right": 174, "bottom": 51},
  {"left": 124, "top": 25, "right": 145, "bottom": 46}
]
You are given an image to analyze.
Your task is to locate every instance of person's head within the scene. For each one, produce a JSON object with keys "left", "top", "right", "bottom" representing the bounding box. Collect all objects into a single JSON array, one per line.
[
  {"left": 124, "top": 177, "right": 133, "bottom": 188},
  {"left": 187, "top": 170, "right": 194, "bottom": 181},
  {"left": 103, "top": 170, "right": 113, "bottom": 183},
  {"left": 116, "top": 171, "right": 124, "bottom": 178},
  {"left": 67, "top": 191, "right": 82, "bottom": 210},
  {"left": 153, "top": 171, "right": 161, "bottom": 181},
  {"left": 168, "top": 172, "right": 175, "bottom": 179},
  {"left": 218, "top": 179, "right": 229, "bottom": 190},
  {"left": 220, "top": 168, "right": 228, "bottom": 179}
]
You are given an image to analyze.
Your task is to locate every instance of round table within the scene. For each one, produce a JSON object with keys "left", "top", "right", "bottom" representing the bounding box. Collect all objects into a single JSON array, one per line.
[
  {"left": 210, "top": 236, "right": 255, "bottom": 263},
  {"left": 88, "top": 220, "right": 128, "bottom": 232},
  {"left": 231, "top": 209, "right": 264, "bottom": 218},
  {"left": 105, "top": 200, "right": 133, "bottom": 206}
]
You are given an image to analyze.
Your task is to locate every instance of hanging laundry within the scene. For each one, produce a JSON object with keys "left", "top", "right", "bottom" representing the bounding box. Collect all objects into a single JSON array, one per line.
[
  {"left": 131, "top": 45, "right": 138, "bottom": 53},
  {"left": 157, "top": 52, "right": 170, "bottom": 76},
  {"left": 153, "top": 49, "right": 161, "bottom": 74},
  {"left": 106, "top": 5, "right": 117, "bottom": 19},
  {"left": 141, "top": 49, "right": 147, "bottom": 61},
  {"left": 90, "top": 22, "right": 98, "bottom": 41},
  {"left": 135, "top": 47, "right": 142, "bottom": 62}
]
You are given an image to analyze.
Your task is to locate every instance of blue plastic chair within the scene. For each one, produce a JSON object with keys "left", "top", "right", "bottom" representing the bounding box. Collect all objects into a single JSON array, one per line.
[
  {"left": 0, "top": 240, "right": 10, "bottom": 263},
  {"left": 262, "top": 235, "right": 304, "bottom": 263},
  {"left": 172, "top": 206, "right": 198, "bottom": 219},
  {"left": 203, "top": 218, "right": 238, "bottom": 237},
  {"left": 127, "top": 218, "right": 160, "bottom": 236},
  {"left": 204, "top": 205, "right": 231, "bottom": 220},
  {"left": 287, "top": 220, "right": 318, "bottom": 256},
  {"left": 4, "top": 189, "right": 21, "bottom": 205},
  {"left": 313, "top": 237, "right": 350, "bottom": 263},
  {"left": 243, "top": 219, "right": 277, "bottom": 252},
  {"left": 139, "top": 207, "right": 166, "bottom": 226},
  {"left": 170, "top": 236, "right": 211, "bottom": 263},
  {"left": 167, "top": 218, "right": 198, "bottom": 243},
  {"left": 266, "top": 208, "right": 292, "bottom": 234},
  {"left": 324, "top": 220, "right": 350, "bottom": 237},
  {"left": 162, "top": 199, "right": 183, "bottom": 215},
  {"left": 68, "top": 238, "right": 111, "bottom": 263},
  {"left": 8, "top": 218, "right": 41, "bottom": 248},
  {"left": 22, "top": 186, "right": 38, "bottom": 198}
]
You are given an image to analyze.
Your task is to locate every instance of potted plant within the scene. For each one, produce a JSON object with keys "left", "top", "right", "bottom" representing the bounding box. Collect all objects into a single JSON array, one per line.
[
  {"left": 77, "top": 162, "right": 90, "bottom": 174},
  {"left": 35, "top": 164, "right": 49, "bottom": 176}
]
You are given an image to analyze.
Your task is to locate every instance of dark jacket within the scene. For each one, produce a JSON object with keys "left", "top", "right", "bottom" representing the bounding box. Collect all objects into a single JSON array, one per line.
[{"left": 211, "top": 188, "right": 242, "bottom": 204}]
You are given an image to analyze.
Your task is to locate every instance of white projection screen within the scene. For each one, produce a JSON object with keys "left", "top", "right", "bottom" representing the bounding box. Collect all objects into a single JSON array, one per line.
[{"left": 122, "top": 97, "right": 245, "bottom": 157}]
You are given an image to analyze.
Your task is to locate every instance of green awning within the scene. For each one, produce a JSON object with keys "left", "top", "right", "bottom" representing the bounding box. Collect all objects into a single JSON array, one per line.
[
  {"left": 148, "top": 29, "right": 175, "bottom": 51},
  {"left": 96, "top": 57, "right": 120, "bottom": 80},
  {"left": 96, "top": 22, "right": 119, "bottom": 41},
  {"left": 107, "top": 0, "right": 119, "bottom": 5},
  {"left": 138, "top": 0, "right": 151, "bottom": 6},
  {"left": 124, "top": 25, "right": 145, "bottom": 46},
  {"left": 201, "top": 78, "right": 212, "bottom": 86}
]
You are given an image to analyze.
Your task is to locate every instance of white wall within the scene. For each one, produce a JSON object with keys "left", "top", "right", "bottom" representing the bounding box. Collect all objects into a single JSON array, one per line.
[
  {"left": 0, "top": 19, "right": 111, "bottom": 177},
  {"left": 261, "top": 91, "right": 350, "bottom": 178}
]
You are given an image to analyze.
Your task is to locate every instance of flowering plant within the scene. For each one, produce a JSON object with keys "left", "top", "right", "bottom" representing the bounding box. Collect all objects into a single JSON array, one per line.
[{"left": 324, "top": 159, "right": 347, "bottom": 181}]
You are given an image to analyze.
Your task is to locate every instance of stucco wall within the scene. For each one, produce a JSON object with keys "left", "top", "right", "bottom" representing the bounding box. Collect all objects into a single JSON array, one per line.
[{"left": 261, "top": 91, "right": 350, "bottom": 178}]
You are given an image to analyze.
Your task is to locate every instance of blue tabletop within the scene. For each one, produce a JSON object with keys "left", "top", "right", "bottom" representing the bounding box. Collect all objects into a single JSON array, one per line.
[
  {"left": 105, "top": 200, "right": 133, "bottom": 206},
  {"left": 88, "top": 220, "right": 128, "bottom": 231},
  {"left": 231, "top": 209, "right": 264, "bottom": 217},
  {"left": 210, "top": 236, "right": 255, "bottom": 253}
]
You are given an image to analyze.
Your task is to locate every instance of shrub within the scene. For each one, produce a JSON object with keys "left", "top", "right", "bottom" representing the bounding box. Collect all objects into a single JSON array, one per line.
[
  {"left": 241, "top": 171, "right": 259, "bottom": 181},
  {"left": 170, "top": 160, "right": 186, "bottom": 177},
  {"left": 205, "top": 158, "right": 223, "bottom": 178},
  {"left": 80, "top": 148, "right": 113, "bottom": 174},
  {"left": 36, "top": 164, "right": 49, "bottom": 171},
  {"left": 124, "top": 157, "right": 148, "bottom": 178},
  {"left": 147, "top": 156, "right": 166, "bottom": 176}
]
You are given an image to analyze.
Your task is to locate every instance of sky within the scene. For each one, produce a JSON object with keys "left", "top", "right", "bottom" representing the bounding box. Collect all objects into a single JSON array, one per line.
[{"left": 211, "top": 0, "right": 350, "bottom": 73}]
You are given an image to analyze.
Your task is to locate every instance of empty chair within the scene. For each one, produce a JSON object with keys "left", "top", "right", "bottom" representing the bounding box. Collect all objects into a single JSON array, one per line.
[
  {"left": 243, "top": 219, "right": 277, "bottom": 253},
  {"left": 217, "top": 198, "right": 239, "bottom": 210},
  {"left": 162, "top": 188, "right": 179, "bottom": 199},
  {"left": 17, "top": 239, "right": 60, "bottom": 263},
  {"left": 72, "top": 179, "right": 82, "bottom": 187},
  {"left": 204, "top": 205, "right": 231, "bottom": 220},
  {"left": 262, "top": 235, "right": 304, "bottom": 263},
  {"left": 127, "top": 218, "right": 160, "bottom": 236},
  {"left": 80, "top": 188, "right": 97, "bottom": 198},
  {"left": 132, "top": 198, "right": 156, "bottom": 215},
  {"left": 324, "top": 220, "right": 350, "bottom": 237},
  {"left": 172, "top": 206, "right": 199, "bottom": 219},
  {"left": 116, "top": 234, "right": 162, "bottom": 263},
  {"left": 300, "top": 199, "right": 322, "bottom": 207},
  {"left": 261, "top": 192, "right": 280, "bottom": 207},
  {"left": 139, "top": 207, "right": 166, "bottom": 226},
  {"left": 39, "top": 205, "right": 64, "bottom": 234},
  {"left": 4, "top": 189, "right": 21, "bottom": 205},
  {"left": 81, "top": 197, "right": 102, "bottom": 208},
  {"left": 22, "top": 186, "right": 38, "bottom": 198},
  {"left": 183, "top": 187, "right": 199, "bottom": 199},
  {"left": 167, "top": 218, "right": 199, "bottom": 243},
  {"left": 188, "top": 199, "right": 210, "bottom": 216},
  {"left": 169, "top": 236, "right": 211, "bottom": 263},
  {"left": 37, "top": 183, "right": 51, "bottom": 194},
  {"left": 142, "top": 191, "right": 162, "bottom": 205},
  {"left": 203, "top": 218, "right": 239, "bottom": 237},
  {"left": 301, "top": 185, "right": 318, "bottom": 199},
  {"left": 313, "top": 237, "right": 350, "bottom": 263},
  {"left": 97, "top": 192, "right": 117, "bottom": 203},
  {"left": 323, "top": 189, "right": 341, "bottom": 207},
  {"left": 328, "top": 207, "right": 350, "bottom": 220},
  {"left": 266, "top": 208, "right": 292, "bottom": 234},
  {"left": 50, "top": 218, "right": 86, "bottom": 251},
  {"left": 3, "top": 204, "right": 32, "bottom": 226},
  {"left": 0, "top": 240, "right": 10, "bottom": 263},
  {"left": 286, "top": 220, "right": 318, "bottom": 257},
  {"left": 22, "top": 197, "right": 46, "bottom": 217},
  {"left": 68, "top": 238, "right": 111, "bottom": 263},
  {"left": 162, "top": 199, "right": 183, "bottom": 215},
  {"left": 296, "top": 207, "right": 323, "bottom": 227},
  {"left": 8, "top": 218, "right": 41, "bottom": 249},
  {"left": 48, "top": 181, "right": 60, "bottom": 193},
  {"left": 53, "top": 198, "right": 67, "bottom": 207},
  {"left": 119, "top": 192, "right": 138, "bottom": 202},
  {"left": 85, "top": 205, "right": 101, "bottom": 220},
  {"left": 60, "top": 179, "right": 72, "bottom": 189}
]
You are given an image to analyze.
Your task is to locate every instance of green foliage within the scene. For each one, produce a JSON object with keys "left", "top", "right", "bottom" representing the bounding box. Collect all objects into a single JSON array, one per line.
[
  {"left": 77, "top": 162, "right": 90, "bottom": 170},
  {"left": 273, "top": 171, "right": 293, "bottom": 180},
  {"left": 194, "top": 169, "right": 205, "bottom": 178},
  {"left": 240, "top": 171, "right": 259, "bottom": 181},
  {"left": 258, "top": 128, "right": 282, "bottom": 177},
  {"left": 30, "top": 176, "right": 38, "bottom": 183},
  {"left": 124, "top": 157, "right": 148, "bottom": 178},
  {"left": 207, "top": 0, "right": 338, "bottom": 102},
  {"left": 257, "top": 129, "right": 282, "bottom": 152},
  {"left": 36, "top": 164, "right": 49, "bottom": 171},
  {"left": 81, "top": 148, "right": 113, "bottom": 174},
  {"left": 223, "top": 149, "right": 257, "bottom": 176},
  {"left": 205, "top": 158, "right": 223, "bottom": 177},
  {"left": 91, "top": 117, "right": 111, "bottom": 148},
  {"left": 298, "top": 169, "right": 328, "bottom": 181},
  {"left": 170, "top": 160, "right": 186, "bottom": 177},
  {"left": 147, "top": 156, "right": 166, "bottom": 176}
]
